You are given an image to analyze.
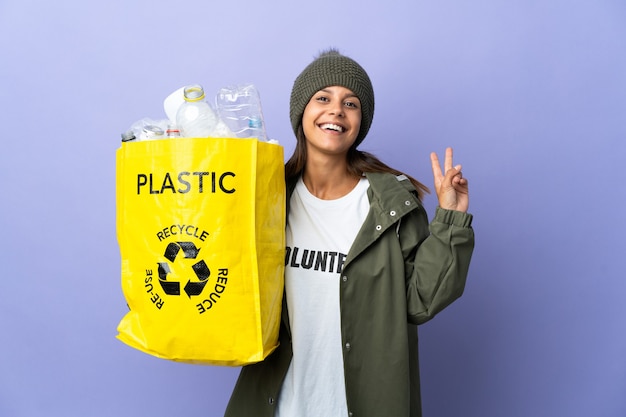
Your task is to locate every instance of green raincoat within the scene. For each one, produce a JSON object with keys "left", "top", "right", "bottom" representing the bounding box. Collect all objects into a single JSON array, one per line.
[{"left": 225, "top": 172, "right": 474, "bottom": 417}]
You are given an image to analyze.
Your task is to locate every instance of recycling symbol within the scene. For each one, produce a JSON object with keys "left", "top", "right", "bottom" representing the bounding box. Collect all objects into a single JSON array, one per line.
[{"left": 157, "top": 242, "right": 211, "bottom": 298}]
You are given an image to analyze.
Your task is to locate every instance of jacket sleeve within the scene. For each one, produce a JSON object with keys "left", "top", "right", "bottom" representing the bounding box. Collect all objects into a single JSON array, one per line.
[{"left": 404, "top": 207, "right": 475, "bottom": 325}]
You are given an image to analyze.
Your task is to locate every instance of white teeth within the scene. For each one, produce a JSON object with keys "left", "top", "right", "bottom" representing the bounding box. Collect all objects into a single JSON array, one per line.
[{"left": 321, "top": 123, "right": 344, "bottom": 132}]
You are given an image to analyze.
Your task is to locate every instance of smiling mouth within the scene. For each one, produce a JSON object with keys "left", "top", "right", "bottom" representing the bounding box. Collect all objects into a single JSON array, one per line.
[{"left": 320, "top": 123, "right": 345, "bottom": 132}]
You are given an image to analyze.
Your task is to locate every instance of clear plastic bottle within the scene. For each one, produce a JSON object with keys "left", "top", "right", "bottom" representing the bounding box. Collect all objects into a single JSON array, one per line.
[
  {"left": 140, "top": 125, "right": 165, "bottom": 140},
  {"left": 216, "top": 84, "right": 268, "bottom": 141},
  {"left": 166, "top": 124, "right": 181, "bottom": 138},
  {"left": 176, "top": 84, "right": 220, "bottom": 138},
  {"left": 121, "top": 130, "right": 136, "bottom": 142}
]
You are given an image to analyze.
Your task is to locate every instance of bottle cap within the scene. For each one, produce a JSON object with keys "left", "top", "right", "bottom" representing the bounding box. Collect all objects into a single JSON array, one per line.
[
  {"left": 121, "top": 130, "right": 136, "bottom": 142},
  {"left": 142, "top": 125, "right": 164, "bottom": 139},
  {"left": 166, "top": 125, "right": 181, "bottom": 137},
  {"left": 183, "top": 84, "right": 206, "bottom": 102}
]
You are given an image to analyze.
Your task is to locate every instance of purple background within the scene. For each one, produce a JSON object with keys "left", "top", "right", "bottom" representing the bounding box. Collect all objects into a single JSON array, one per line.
[{"left": 1, "top": 1, "right": 625, "bottom": 416}]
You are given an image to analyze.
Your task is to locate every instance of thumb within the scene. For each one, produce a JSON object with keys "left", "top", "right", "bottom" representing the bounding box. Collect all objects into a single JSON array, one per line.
[{"left": 443, "top": 164, "right": 462, "bottom": 184}]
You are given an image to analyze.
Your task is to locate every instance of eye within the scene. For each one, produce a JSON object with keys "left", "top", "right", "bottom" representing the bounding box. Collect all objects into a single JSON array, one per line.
[
  {"left": 344, "top": 99, "right": 360, "bottom": 109},
  {"left": 315, "top": 95, "right": 329, "bottom": 102}
]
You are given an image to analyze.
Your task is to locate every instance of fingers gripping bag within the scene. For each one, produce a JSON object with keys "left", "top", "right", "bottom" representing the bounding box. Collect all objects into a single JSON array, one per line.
[{"left": 115, "top": 137, "right": 285, "bottom": 366}]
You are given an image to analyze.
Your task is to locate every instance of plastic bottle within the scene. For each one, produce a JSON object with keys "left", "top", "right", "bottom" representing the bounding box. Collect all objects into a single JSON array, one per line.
[
  {"left": 166, "top": 124, "right": 181, "bottom": 138},
  {"left": 126, "top": 118, "right": 169, "bottom": 141},
  {"left": 121, "top": 130, "right": 136, "bottom": 142},
  {"left": 176, "top": 84, "right": 220, "bottom": 138},
  {"left": 139, "top": 125, "right": 165, "bottom": 140},
  {"left": 216, "top": 84, "right": 268, "bottom": 141}
]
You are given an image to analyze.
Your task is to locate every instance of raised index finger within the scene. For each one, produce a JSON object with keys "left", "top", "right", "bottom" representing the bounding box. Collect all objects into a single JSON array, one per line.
[{"left": 430, "top": 151, "right": 443, "bottom": 180}]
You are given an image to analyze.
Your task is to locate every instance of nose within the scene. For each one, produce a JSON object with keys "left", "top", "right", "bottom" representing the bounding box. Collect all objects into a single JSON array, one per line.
[
  {"left": 330, "top": 103, "right": 344, "bottom": 116},
  {"left": 329, "top": 101, "right": 344, "bottom": 117}
]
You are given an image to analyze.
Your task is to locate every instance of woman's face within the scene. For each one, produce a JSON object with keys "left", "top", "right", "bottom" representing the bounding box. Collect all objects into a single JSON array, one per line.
[{"left": 301, "top": 85, "right": 362, "bottom": 158}]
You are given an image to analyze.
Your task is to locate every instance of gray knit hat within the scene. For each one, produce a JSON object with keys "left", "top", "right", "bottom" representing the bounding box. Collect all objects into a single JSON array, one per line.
[{"left": 289, "top": 49, "right": 375, "bottom": 146}]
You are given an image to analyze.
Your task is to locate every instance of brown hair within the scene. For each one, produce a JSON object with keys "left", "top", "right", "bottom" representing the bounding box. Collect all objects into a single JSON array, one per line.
[{"left": 285, "top": 125, "right": 430, "bottom": 202}]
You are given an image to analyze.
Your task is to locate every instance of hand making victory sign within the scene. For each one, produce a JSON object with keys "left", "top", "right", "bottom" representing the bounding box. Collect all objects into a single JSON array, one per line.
[{"left": 430, "top": 147, "right": 469, "bottom": 213}]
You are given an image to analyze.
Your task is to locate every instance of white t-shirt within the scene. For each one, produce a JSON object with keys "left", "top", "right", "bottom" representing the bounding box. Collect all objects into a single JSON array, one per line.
[{"left": 276, "top": 177, "right": 370, "bottom": 417}]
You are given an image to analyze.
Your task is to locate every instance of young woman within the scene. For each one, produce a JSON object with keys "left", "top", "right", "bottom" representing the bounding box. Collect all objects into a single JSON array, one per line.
[{"left": 225, "top": 49, "right": 474, "bottom": 417}]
